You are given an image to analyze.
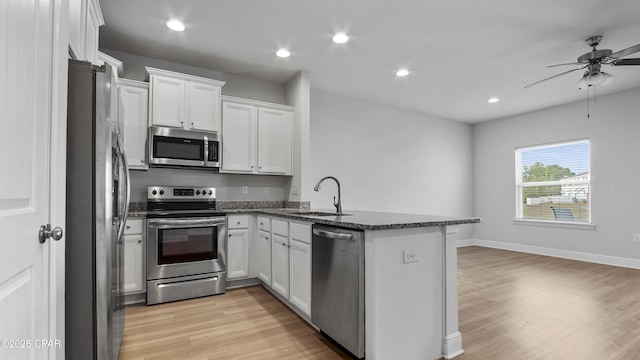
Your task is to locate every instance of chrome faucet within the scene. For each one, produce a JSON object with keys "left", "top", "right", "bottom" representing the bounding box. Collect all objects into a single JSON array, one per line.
[{"left": 314, "top": 176, "right": 342, "bottom": 213}]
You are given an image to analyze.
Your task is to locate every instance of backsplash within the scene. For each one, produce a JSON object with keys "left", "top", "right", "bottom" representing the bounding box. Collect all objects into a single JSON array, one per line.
[
  {"left": 129, "top": 200, "right": 311, "bottom": 212},
  {"left": 129, "top": 167, "right": 291, "bottom": 203}
]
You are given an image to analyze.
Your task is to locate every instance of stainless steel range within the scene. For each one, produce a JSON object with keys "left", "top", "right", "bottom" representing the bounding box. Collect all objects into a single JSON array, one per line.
[{"left": 146, "top": 186, "right": 227, "bottom": 305}]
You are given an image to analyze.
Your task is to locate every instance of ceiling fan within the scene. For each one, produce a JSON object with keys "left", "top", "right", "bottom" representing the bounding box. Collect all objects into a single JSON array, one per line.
[{"left": 524, "top": 36, "right": 640, "bottom": 89}]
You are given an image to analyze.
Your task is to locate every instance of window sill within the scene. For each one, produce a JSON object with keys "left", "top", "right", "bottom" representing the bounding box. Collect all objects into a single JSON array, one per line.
[{"left": 512, "top": 219, "right": 596, "bottom": 230}]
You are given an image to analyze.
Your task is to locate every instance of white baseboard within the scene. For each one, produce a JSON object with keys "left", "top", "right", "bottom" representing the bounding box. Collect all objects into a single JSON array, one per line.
[
  {"left": 456, "top": 239, "right": 475, "bottom": 247},
  {"left": 442, "top": 331, "right": 464, "bottom": 359},
  {"left": 459, "top": 239, "right": 640, "bottom": 269}
]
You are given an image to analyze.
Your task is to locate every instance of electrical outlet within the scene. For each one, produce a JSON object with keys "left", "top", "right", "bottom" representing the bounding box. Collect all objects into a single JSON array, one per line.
[
  {"left": 403, "top": 249, "right": 419, "bottom": 264},
  {"left": 242, "top": 186, "right": 248, "bottom": 195},
  {"left": 291, "top": 184, "right": 299, "bottom": 195},
  {"left": 634, "top": 234, "right": 640, "bottom": 243},
  {"left": 264, "top": 187, "right": 270, "bottom": 194}
]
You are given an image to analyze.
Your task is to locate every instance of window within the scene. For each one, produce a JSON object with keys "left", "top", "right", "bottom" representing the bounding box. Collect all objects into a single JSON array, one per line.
[{"left": 515, "top": 140, "right": 590, "bottom": 223}]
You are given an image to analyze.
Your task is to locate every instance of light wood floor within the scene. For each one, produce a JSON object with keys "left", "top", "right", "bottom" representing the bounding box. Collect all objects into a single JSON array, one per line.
[
  {"left": 457, "top": 246, "right": 640, "bottom": 360},
  {"left": 118, "top": 285, "right": 352, "bottom": 360},
  {"left": 120, "top": 247, "right": 640, "bottom": 359}
]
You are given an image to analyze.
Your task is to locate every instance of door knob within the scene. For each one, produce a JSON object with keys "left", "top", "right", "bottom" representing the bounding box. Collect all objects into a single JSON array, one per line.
[{"left": 39, "top": 224, "right": 63, "bottom": 243}]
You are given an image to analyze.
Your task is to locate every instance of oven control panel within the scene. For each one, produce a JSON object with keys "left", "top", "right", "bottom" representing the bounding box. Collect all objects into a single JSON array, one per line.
[{"left": 147, "top": 186, "right": 216, "bottom": 200}]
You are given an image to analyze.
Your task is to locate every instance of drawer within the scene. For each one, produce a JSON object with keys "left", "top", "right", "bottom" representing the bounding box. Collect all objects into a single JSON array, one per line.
[
  {"left": 271, "top": 219, "right": 289, "bottom": 237},
  {"left": 290, "top": 222, "right": 311, "bottom": 244},
  {"left": 124, "top": 219, "right": 143, "bottom": 235},
  {"left": 227, "top": 215, "right": 249, "bottom": 229},
  {"left": 257, "top": 216, "right": 271, "bottom": 232}
]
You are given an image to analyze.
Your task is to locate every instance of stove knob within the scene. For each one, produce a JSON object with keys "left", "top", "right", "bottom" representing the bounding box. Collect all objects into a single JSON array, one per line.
[
  {"left": 208, "top": 190, "right": 213, "bottom": 195},
  {"left": 202, "top": 189, "right": 207, "bottom": 196},
  {"left": 152, "top": 189, "right": 157, "bottom": 195},
  {"left": 159, "top": 189, "right": 164, "bottom": 195},
  {"left": 196, "top": 190, "right": 201, "bottom": 195}
]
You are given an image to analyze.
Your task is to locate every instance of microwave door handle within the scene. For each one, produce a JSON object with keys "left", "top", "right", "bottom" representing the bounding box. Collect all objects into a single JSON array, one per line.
[
  {"left": 116, "top": 132, "right": 130, "bottom": 241},
  {"left": 203, "top": 136, "right": 209, "bottom": 166}
]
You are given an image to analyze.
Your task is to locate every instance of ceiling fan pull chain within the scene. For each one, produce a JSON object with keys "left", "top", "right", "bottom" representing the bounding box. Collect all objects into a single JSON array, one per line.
[{"left": 586, "top": 86, "right": 590, "bottom": 118}]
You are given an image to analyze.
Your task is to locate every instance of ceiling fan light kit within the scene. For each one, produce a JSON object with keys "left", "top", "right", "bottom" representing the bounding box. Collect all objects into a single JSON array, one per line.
[{"left": 524, "top": 35, "right": 640, "bottom": 89}]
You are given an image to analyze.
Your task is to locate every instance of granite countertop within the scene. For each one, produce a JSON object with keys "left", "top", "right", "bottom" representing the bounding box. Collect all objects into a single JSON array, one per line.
[
  {"left": 128, "top": 202, "right": 480, "bottom": 230},
  {"left": 227, "top": 208, "right": 481, "bottom": 231}
]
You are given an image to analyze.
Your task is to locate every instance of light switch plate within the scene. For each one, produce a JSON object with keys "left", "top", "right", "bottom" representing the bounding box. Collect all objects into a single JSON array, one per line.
[
  {"left": 264, "top": 187, "right": 270, "bottom": 194},
  {"left": 242, "top": 186, "right": 249, "bottom": 195},
  {"left": 403, "top": 249, "right": 419, "bottom": 264}
]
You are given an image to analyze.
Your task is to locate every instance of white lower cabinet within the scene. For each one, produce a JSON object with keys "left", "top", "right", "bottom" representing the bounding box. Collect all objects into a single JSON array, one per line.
[
  {"left": 264, "top": 217, "right": 312, "bottom": 316},
  {"left": 288, "top": 222, "right": 312, "bottom": 315},
  {"left": 257, "top": 216, "right": 272, "bottom": 284},
  {"left": 227, "top": 215, "right": 250, "bottom": 280},
  {"left": 271, "top": 233, "right": 290, "bottom": 297},
  {"left": 123, "top": 219, "right": 145, "bottom": 294}
]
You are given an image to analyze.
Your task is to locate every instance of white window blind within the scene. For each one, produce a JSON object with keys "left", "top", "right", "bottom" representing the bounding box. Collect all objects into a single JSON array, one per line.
[{"left": 515, "top": 139, "right": 590, "bottom": 223}]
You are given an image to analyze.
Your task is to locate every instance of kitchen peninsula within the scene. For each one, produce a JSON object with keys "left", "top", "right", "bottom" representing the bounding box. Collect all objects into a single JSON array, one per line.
[{"left": 227, "top": 207, "right": 480, "bottom": 360}]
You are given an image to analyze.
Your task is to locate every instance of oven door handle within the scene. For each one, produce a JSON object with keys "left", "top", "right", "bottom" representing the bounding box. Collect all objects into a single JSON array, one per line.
[{"left": 147, "top": 218, "right": 226, "bottom": 228}]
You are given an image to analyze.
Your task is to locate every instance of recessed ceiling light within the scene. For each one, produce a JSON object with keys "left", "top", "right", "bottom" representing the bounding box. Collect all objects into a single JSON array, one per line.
[
  {"left": 332, "top": 33, "right": 349, "bottom": 44},
  {"left": 396, "top": 69, "right": 409, "bottom": 77},
  {"left": 276, "top": 49, "right": 291, "bottom": 58},
  {"left": 488, "top": 97, "right": 500, "bottom": 103},
  {"left": 166, "top": 20, "right": 185, "bottom": 32}
]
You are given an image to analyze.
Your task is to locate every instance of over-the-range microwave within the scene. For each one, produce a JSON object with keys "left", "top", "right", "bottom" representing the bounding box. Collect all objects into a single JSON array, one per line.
[{"left": 148, "top": 126, "right": 220, "bottom": 169}]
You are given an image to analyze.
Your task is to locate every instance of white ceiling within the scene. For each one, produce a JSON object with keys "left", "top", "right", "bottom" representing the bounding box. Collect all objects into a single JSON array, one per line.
[{"left": 99, "top": 0, "right": 640, "bottom": 123}]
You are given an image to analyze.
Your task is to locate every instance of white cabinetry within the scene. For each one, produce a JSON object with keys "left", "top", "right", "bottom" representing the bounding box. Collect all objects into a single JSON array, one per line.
[
  {"left": 288, "top": 222, "right": 312, "bottom": 315},
  {"left": 69, "top": 0, "right": 104, "bottom": 65},
  {"left": 262, "top": 217, "right": 311, "bottom": 316},
  {"left": 227, "top": 215, "right": 250, "bottom": 280},
  {"left": 123, "top": 219, "right": 145, "bottom": 294},
  {"left": 118, "top": 79, "right": 149, "bottom": 170},
  {"left": 271, "top": 219, "right": 290, "bottom": 298},
  {"left": 146, "top": 67, "right": 225, "bottom": 132},
  {"left": 257, "top": 217, "right": 272, "bottom": 284},
  {"left": 221, "top": 96, "right": 293, "bottom": 175}
]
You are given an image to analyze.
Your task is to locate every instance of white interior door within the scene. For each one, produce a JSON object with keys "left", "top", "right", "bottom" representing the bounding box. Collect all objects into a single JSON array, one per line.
[{"left": 0, "top": 0, "right": 63, "bottom": 359}]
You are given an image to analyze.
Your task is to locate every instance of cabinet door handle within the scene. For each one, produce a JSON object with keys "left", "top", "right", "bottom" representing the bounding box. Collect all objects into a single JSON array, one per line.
[
  {"left": 191, "top": 122, "right": 194, "bottom": 128},
  {"left": 237, "top": 221, "right": 241, "bottom": 225},
  {"left": 141, "top": 159, "right": 145, "bottom": 164},
  {"left": 180, "top": 121, "right": 184, "bottom": 126},
  {"left": 137, "top": 239, "right": 142, "bottom": 244}
]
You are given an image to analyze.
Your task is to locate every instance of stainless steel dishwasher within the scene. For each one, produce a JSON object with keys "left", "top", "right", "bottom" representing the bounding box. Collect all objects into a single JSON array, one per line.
[{"left": 311, "top": 225, "right": 365, "bottom": 358}]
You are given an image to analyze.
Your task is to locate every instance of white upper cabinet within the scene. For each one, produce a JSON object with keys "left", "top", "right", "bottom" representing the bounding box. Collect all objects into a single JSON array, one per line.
[
  {"left": 222, "top": 102, "right": 257, "bottom": 173},
  {"left": 187, "top": 82, "right": 222, "bottom": 132},
  {"left": 69, "top": 0, "right": 104, "bottom": 65},
  {"left": 118, "top": 79, "right": 149, "bottom": 170},
  {"left": 221, "top": 96, "right": 293, "bottom": 175},
  {"left": 149, "top": 75, "right": 186, "bottom": 128},
  {"left": 146, "top": 67, "right": 225, "bottom": 132},
  {"left": 258, "top": 108, "right": 293, "bottom": 174}
]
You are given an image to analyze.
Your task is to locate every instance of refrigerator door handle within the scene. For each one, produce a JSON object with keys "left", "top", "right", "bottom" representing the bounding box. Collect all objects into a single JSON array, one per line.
[{"left": 116, "top": 132, "right": 130, "bottom": 241}]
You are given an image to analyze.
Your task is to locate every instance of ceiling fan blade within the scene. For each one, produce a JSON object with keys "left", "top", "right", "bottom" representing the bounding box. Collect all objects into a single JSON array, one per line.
[
  {"left": 609, "top": 43, "right": 640, "bottom": 59},
  {"left": 524, "top": 67, "right": 584, "bottom": 88},
  {"left": 547, "top": 62, "right": 582, "bottom": 68},
  {"left": 611, "top": 58, "right": 640, "bottom": 66}
]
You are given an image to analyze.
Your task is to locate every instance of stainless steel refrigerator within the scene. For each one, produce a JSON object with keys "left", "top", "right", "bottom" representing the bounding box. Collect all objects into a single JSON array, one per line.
[{"left": 65, "top": 60, "right": 130, "bottom": 360}]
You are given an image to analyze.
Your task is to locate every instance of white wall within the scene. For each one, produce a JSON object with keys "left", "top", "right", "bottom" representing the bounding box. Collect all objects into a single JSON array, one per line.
[
  {"left": 101, "top": 49, "right": 288, "bottom": 104},
  {"left": 310, "top": 90, "right": 475, "bottom": 239},
  {"left": 473, "top": 87, "right": 640, "bottom": 263}
]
